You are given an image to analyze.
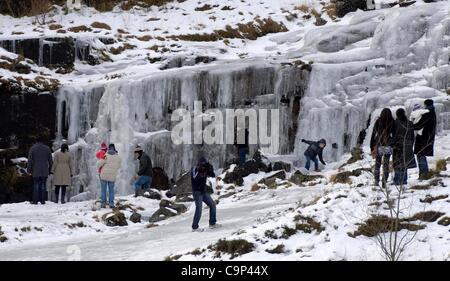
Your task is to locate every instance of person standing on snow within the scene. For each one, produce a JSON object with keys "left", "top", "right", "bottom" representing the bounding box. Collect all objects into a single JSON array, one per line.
[
  {"left": 133, "top": 145, "right": 153, "bottom": 197},
  {"left": 50, "top": 143, "right": 73, "bottom": 204},
  {"left": 392, "top": 108, "right": 416, "bottom": 185},
  {"left": 301, "top": 139, "right": 327, "bottom": 172},
  {"left": 191, "top": 157, "right": 220, "bottom": 232},
  {"left": 413, "top": 99, "right": 437, "bottom": 180},
  {"left": 234, "top": 128, "right": 249, "bottom": 165},
  {"left": 370, "top": 108, "right": 395, "bottom": 186},
  {"left": 27, "top": 136, "right": 53, "bottom": 205},
  {"left": 97, "top": 144, "right": 121, "bottom": 208}
]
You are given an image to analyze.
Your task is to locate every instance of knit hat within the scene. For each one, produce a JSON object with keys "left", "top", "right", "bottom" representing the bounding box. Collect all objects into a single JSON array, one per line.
[
  {"left": 424, "top": 99, "right": 434, "bottom": 107},
  {"left": 100, "top": 142, "right": 108, "bottom": 151},
  {"left": 134, "top": 145, "right": 143, "bottom": 153},
  {"left": 412, "top": 104, "right": 421, "bottom": 111}
]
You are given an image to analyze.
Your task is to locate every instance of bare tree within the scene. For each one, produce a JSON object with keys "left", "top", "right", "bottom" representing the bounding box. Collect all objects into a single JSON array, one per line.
[{"left": 30, "top": 0, "right": 53, "bottom": 25}]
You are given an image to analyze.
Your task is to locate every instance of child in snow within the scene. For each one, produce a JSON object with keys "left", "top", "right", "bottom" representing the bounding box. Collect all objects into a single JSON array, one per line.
[
  {"left": 410, "top": 104, "right": 429, "bottom": 136},
  {"left": 96, "top": 142, "right": 108, "bottom": 174},
  {"left": 301, "top": 139, "right": 327, "bottom": 172}
]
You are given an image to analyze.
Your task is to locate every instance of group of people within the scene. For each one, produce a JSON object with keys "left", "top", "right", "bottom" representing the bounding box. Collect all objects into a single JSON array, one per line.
[
  {"left": 370, "top": 99, "right": 436, "bottom": 186},
  {"left": 24, "top": 98, "right": 438, "bottom": 231},
  {"left": 27, "top": 139, "right": 72, "bottom": 204}
]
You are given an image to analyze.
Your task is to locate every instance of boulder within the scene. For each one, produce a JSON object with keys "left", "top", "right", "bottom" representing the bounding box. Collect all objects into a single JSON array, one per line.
[
  {"left": 336, "top": 0, "right": 367, "bottom": 18},
  {"left": 259, "top": 171, "right": 286, "bottom": 189},
  {"left": 272, "top": 161, "right": 291, "bottom": 172},
  {"left": 289, "top": 170, "right": 323, "bottom": 186},
  {"left": 151, "top": 167, "right": 171, "bottom": 190},
  {"left": 174, "top": 172, "right": 192, "bottom": 200},
  {"left": 130, "top": 212, "right": 142, "bottom": 223},
  {"left": 223, "top": 152, "right": 271, "bottom": 186},
  {"left": 104, "top": 211, "right": 128, "bottom": 227},
  {"left": 136, "top": 188, "right": 161, "bottom": 200},
  {"left": 149, "top": 207, "right": 178, "bottom": 223},
  {"left": 149, "top": 200, "right": 187, "bottom": 222}
]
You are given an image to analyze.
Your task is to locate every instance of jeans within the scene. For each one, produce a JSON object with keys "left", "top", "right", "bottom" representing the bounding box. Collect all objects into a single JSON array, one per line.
[
  {"left": 238, "top": 147, "right": 248, "bottom": 165},
  {"left": 417, "top": 155, "right": 429, "bottom": 174},
  {"left": 393, "top": 170, "right": 408, "bottom": 185},
  {"left": 304, "top": 155, "right": 319, "bottom": 171},
  {"left": 55, "top": 185, "right": 67, "bottom": 203},
  {"left": 100, "top": 180, "right": 115, "bottom": 207},
  {"left": 192, "top": 191, "right": 217, "bottom": 230},
  {"left": 32, "top": 177, "right": 47, "bottom": 204},
  {"left": 134, "top": 175, "right": 152, "bottom": 191}
]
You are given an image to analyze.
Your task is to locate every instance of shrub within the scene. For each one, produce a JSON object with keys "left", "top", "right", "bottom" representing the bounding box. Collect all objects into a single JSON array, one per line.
[
  {"left": 212, "top": 239, "right": 255, "bottom": 259},
  {"left": 266, "top": 244, "right": 286, "bottom": 254},
  {"left": 435, "top": 159, "right": 447, "bottom": 172},
  {"left": 68, "top": 25, "right": 93, "bottom": 33}
]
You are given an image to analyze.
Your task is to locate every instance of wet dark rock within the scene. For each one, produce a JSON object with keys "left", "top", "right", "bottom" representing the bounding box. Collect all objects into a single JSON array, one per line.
[
  {"left": 149, "top": 200, "right": 187, "bottom": 222},
  {"left": 289, "top": 170, "right": 323, "bottom": 185},
  {"left": 336, "top": 0, "right": 367, "bottom": 18},
  {"left": 272, "top": 161, "right": 291, "bottom": 172},
  {"left": 151, "top": 167, "right": 171, "bottom": 190},
  {"left": 130, "top": 212, "right": 142, "bottom": 223},
  {"left": 136, "top": 188, "right": 161, "bottom": 200},
  {"left": 104, "top": 211, "right": 128, "bottom": 227},
  {"left": 259, "top": 171, "right": 286, "bottom": 188}
]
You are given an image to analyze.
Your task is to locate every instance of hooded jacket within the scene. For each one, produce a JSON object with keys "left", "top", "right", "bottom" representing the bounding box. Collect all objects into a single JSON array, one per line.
[
  {"left": 98, "top": 150, "right": 122, "bottom": 182},
  {"left": 303, "top": 139, "right": 326, "bottom": 165},
  {"left": 191, "top": 157, "right": 215, "bottom": 193}
]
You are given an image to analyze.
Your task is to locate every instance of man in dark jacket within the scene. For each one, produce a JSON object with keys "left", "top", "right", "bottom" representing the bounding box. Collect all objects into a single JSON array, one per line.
[
  {"left": 414, "top": 99, "right": 437, "bottom": 179},
  {"left": 133, "top": 145, "right": 153, "bottom": 196},
  {"left": 27, "top": 138, "right": 53, "bottom": 204},
  {"left": 191, "top": 157, "right": 219, "bottom": 232},
  {"left": 302, "top": 139, "right": 326, "bottom": 172}
]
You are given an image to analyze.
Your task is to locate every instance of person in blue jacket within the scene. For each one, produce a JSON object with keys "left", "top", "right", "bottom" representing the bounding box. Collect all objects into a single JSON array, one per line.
[
  {"left": 301, "top": 139, "right": 327, "bottom": 172},
  {"left": 191, "top": 156, "right": 220, "bottom": 232}
]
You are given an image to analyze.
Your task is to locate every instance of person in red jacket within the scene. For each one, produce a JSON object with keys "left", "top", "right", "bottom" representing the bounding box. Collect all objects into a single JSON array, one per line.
[{"left": 96, "top": 142, "right": 108, "bottom": 174}]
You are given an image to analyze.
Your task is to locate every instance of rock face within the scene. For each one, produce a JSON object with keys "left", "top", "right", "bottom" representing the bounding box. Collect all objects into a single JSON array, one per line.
[
  {"left": 104, "top": 211, "right": 128, "bottom": 227},
  {"left": 149, "top": 200, "right": 188, "bottom": 223}
]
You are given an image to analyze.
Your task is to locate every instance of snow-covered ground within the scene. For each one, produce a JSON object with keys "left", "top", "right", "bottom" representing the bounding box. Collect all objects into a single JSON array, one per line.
[{"left": 1, "top": 131, "right": 449, "bottom": 261}]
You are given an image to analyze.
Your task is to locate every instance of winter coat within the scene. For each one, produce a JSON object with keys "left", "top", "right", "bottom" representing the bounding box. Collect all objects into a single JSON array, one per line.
[
  {"left": 51, "top": 151, "right": 73, "bottom": 186},
  {"left": 392, "top": 119, "right": 417, "bottom": 171},
  {"left": 410, "top": 109, "right": 429, "bottom": 136},
  {"left": 191, "top": 163, "right": 215, "bottom": 193},
  {"left": 98, "top": 151, "right": 122, "bottom": 182},
  {"left": 137, "top": 153, "right": 153, "bottom": 177},
  {"left": 27, "top": 142, "right": 53, "bottom": 178},
  {"left": 370, "top": 118, "right": 395, "bottom": 152},
  {"left": 414, "top": 106, "right": 436, "bottom": 157},
  {"left": 303, "top": 139, "right": 326, "bottom": 164}
]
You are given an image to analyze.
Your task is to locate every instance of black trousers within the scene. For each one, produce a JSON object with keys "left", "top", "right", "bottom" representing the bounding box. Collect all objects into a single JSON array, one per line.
[{"left": 55, "top": 185, "right": 67, "bottom": 203}]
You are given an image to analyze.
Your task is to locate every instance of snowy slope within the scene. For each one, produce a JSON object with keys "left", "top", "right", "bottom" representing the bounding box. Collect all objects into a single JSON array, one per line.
[{"left": 0, "top": 132, "right": 449, "bottom": 261}]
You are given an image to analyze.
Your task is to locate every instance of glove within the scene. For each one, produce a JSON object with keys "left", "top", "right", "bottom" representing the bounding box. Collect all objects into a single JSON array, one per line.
[
  {"left": 301, "top": 139, "right": 306, "bottom": 143},
  {"left": 70, "top": 175, "right": 73, "bottom": 178}
]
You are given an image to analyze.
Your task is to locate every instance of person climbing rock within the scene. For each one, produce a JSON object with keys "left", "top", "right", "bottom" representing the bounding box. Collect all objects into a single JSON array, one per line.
[
  {"left": 392, "top": 108, "right": 416, "bottom": 185},
  {"left": 27, "top": 136, "right": 53, "bottom": 205},
  {"left": 301, "top": 139, "right": 326, "bottom": 172},
  {"left": 97, "top": 144, "right": 121, "bottom": 209},
  {"left": 133, "top": 145, "right": 153, "bottom": 197},
  {"left": 413, "top": 99, "right": 437, "bottom": 180},
  {"left": 191, "top": 156, "right": 219, "bottom": 232},
  {"left": 370, "top": 108, "right": 395, "bottom": 186},
  {"left": 51, "top": 143, "right": 73, "bottom": 204},
  {"left": 234, "top": 128, "right": 249, "bottom": 165}
]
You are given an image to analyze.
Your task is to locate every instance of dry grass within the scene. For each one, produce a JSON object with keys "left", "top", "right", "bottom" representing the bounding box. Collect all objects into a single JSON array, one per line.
[
  {"left": 435, "top": 159, "right": 447, "bottom": 172},
  {"left": 110, "top": 43, "right": 137, "bottom": 55},
  {"left": 294, "top": 4, "right": 310, "bottom": 13},
  {"left": 68, "top": 25, "right": 93, "bottom": 33},
  {"left": 250, "top": 183, "right": 260, "bottom": 192},
  {"left": 211, "top": 239, "right": 255, "bottom": 259},
  {"left": 91, "top": 21, "right": 111, "bottom": 30},
  {"left": 48, "top": 23, "right": 62, "bottom": 30}
]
